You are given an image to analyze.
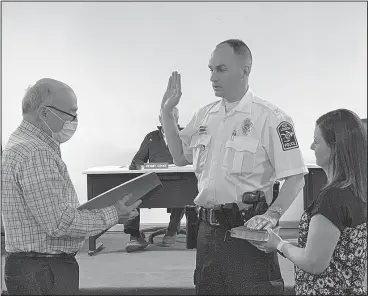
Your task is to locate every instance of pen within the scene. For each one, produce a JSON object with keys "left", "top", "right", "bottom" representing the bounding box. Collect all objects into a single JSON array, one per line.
[{"left": 231, "top": 130, "right": 236, "bottom": 140}]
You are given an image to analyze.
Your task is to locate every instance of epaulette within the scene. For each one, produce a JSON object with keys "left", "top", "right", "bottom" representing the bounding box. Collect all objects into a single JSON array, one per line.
[
  {"left": 198, "top": 99, "right": 221, "bottom": 114},
  {"left": 253, "top": 97, "right": 284, "bottom": 117}
]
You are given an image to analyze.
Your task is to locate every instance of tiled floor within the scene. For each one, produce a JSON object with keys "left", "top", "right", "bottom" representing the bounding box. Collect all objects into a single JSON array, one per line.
[
  {"left": 1, "top": 230, "right": 296, "bottom": 294},
  {"left": 2, "top": 227, "right": 366, "bottom": 295}
]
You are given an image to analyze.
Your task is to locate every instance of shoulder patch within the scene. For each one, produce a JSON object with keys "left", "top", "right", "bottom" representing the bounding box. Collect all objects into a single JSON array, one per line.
[{"left": 277, "top": 121, "right": 299, "bottom": 151}]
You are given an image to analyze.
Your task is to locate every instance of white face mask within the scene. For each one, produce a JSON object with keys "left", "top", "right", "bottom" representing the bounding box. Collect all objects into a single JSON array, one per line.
[
  {"left": 52, "top": 121, "right": 78, "bottom": 143},
  {"left": 42, "top": 108, "right": 78, "bottom": 143}
]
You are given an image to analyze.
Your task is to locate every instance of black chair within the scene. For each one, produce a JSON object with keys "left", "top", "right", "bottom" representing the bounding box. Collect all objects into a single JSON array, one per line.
[
  {"left": 142, "top": 208, "right": 186, "bottom": 244},
  {"left": 129, "top": 162, "right": 187, "bottom": 243}
]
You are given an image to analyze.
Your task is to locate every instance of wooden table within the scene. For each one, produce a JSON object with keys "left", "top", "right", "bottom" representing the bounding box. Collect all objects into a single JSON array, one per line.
[{"left": 83, "top": 165, "right": 198, "bottom": 255}]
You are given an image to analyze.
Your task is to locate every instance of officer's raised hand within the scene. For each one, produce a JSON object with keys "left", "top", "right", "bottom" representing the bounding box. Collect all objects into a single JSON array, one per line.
[{"left": 161, "top": 71, "right": 182, "bottom": 112}]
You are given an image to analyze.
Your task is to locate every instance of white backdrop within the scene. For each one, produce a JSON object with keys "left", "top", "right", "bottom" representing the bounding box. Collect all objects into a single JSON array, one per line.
[{"left": 2, "top": 2, "right": 366, "bottom": 223}]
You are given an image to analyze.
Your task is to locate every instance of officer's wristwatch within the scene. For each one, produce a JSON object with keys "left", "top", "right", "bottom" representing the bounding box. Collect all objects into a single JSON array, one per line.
[
  {"left": 276, "top": 240, "right": 290, "bottom": 258},
  {"left": 268, "top": 207, "right": 284, "bottom": 217}
]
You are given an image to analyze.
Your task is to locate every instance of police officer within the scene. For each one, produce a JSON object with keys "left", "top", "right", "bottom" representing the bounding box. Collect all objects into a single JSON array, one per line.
[{"left": 160, "top": 39, "right": 308, "bottom": 295}]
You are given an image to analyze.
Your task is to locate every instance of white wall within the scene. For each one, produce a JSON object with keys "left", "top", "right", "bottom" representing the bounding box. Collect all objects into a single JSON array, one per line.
[{"left": 2, "top": 2, "right": 366, "bottom": 223}]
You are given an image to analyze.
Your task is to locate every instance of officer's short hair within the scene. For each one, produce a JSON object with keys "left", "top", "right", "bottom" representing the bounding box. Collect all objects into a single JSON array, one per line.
[{"left": 217, "top": 39, "right": 252, "bottom": 70}]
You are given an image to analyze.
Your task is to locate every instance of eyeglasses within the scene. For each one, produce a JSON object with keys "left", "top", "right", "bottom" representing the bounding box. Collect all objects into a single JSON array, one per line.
[{"left": 45, "top": 105, "right": 77, "bottom": 122}]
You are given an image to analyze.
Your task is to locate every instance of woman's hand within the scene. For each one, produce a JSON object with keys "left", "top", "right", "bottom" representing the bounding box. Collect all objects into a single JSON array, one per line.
[{"left": 248, "top": 227, "right": 283, "bottom": 253}]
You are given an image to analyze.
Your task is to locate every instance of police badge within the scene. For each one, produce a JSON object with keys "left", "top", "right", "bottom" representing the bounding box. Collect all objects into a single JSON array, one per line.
[{"left": 241, "top": 118, "right": 254, "bottom": 136}]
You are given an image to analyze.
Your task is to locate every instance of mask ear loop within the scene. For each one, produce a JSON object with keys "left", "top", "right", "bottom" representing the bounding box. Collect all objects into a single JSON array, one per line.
[
  {"left": 45, "top": 107, "right": 67, "bottom": 123},
  {"left": 38, "top": 106, "right": 54, "bottom": 134}
]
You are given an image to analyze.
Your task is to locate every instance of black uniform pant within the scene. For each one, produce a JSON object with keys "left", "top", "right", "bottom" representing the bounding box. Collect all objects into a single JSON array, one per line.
[
  {"left": 4, "top": 253, "right": 79, "bottom": 295},
  {"left": 124, "top": 207, "right": 185, "bottom": 237},
  {"left": 194, "top": 220, "right": 284, "bottom": 295}
]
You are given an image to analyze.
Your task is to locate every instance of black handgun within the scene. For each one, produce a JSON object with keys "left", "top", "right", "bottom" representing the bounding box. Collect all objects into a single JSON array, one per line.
[{"left": 242, "top": 191, "right": 269, "bottom": 221}]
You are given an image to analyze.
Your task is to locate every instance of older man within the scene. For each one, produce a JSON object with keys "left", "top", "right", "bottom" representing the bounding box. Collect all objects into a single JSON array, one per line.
[{"left": 1, "top": 78, "right": 141, "bottom": 295}]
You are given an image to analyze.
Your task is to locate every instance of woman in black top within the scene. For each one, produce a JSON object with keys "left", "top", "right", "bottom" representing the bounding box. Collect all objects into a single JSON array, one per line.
[{"left": 255, "top": 109, "right": 367, "bottom": 295}]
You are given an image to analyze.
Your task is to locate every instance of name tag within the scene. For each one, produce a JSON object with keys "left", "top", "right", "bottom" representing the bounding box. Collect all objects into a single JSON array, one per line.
[{"left": 144, "top": 162, "right": 169, "bottom": 169}]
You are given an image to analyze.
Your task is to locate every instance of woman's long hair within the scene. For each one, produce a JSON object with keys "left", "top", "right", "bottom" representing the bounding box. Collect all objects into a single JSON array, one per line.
[{"left": 316, "top": 109, "right": 367, "bottom": 203}]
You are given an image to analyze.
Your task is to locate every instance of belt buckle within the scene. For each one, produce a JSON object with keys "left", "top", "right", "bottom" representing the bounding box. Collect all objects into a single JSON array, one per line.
[{"left": 209, "top": 209, "right": 220, "bottom": 226}]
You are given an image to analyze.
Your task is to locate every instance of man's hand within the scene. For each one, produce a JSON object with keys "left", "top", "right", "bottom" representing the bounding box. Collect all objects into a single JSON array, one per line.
[
  {"left": 244, "top": 211, "right": 280, "bottom": 230},
  {"left": 161, "top": 71, "right": 182, "bottom": 112},
  {"left": 113, "top": 194, "right": 141, "bottom": 222}
]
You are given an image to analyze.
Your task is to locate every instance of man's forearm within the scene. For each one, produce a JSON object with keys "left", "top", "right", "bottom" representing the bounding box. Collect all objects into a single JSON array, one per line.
[
  {"left": 268, "top": 174, "right": 305, "bottom": 218},
  {"left": 42, "top": 206, "right": 119, "bottom": 238},
  {"left": 161, "top": 111, "right": 189, "bottom": 166}
]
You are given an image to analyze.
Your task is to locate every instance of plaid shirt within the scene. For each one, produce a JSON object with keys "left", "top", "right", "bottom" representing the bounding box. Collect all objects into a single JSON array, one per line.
[{"left": 1, "top": 120, "right": 118, "bottom": 254}]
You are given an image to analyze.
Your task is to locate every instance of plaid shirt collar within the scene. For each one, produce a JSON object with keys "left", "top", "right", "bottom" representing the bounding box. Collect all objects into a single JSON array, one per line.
[{"left": 20, "top": 119, "right": 60, "bottom": 154}]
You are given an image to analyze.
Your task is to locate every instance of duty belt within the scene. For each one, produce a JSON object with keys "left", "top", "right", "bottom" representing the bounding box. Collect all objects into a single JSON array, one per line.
[
  {"left": 197, "top": 207, "right": 221, "bottom": 226},
  {"left": 197, "top": 206, "right": 249, "bottom": 228},
  {"left": 8, "top": 251, "right": 77, "bottom": 259}
]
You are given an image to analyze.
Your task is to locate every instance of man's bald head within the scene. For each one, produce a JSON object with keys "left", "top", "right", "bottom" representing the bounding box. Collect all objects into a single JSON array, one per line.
[{"left": 22, "top": 78, "right": 75, "bottom": 115}]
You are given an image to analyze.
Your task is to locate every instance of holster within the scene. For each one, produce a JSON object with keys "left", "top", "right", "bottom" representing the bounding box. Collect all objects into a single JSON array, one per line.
[
  {"left": 210, "top": 191, "right": 271, "bottom": 229},
  {"left": 213, "top": 203, "right": 244, "bottom": 229},
  {"left": 241, "top": 191, "right": 269, "bottom": 221}
]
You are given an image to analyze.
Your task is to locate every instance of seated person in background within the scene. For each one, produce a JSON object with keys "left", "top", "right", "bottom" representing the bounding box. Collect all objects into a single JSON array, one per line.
[{"left": 125, "top": 107, "right": 185, "bottom": 252}]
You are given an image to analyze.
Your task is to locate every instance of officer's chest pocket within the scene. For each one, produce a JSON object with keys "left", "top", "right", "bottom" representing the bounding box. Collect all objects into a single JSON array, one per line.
[
  {"left": 189, "top": 135, "right": 211, "bottom": 173},
  {"left": 224, "top": 137, "right": 259, "bottom": 174}
]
